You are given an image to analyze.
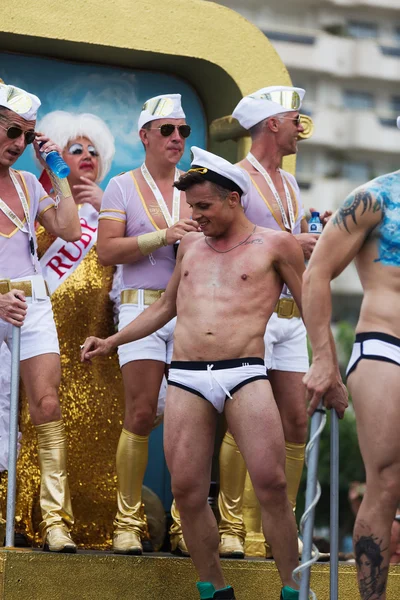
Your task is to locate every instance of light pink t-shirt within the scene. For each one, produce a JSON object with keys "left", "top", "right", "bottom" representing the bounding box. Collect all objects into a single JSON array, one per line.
[
  {"left": 241, "top": 169, "right": 305, "bottom": 298},
  {"left": 0, "top": 170, "right": 54, "bottom": 279},
  {"left": 99, "top": 171, "right": 176, "bottom": 290},
  {"left": 241, "top": 169, "right": 304, "bottom": 234}
]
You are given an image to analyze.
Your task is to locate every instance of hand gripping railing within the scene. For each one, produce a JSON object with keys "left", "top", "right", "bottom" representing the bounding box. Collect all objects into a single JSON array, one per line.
[
  {"left": 293, "top": 401, "right": 340, "bottom": 600},
  {"left": 5, "top": 326, "right": 21, "bottom": 547}
]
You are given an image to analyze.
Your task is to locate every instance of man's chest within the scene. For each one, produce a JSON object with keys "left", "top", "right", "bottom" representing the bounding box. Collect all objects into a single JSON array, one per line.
[
  {"left": 0, "top": 179, "right": 27, "bottom": 236},
  {"left": 132, "top": 175, "right": 190, "bottom": 229},
  {"left": 247, "top": 172, "right": 298, "bottom": 231}
]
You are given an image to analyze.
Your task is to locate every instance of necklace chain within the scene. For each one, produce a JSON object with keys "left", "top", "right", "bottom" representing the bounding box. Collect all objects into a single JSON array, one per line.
[{"left": 204, "top": 224, "right": 257, "bottom": 254}]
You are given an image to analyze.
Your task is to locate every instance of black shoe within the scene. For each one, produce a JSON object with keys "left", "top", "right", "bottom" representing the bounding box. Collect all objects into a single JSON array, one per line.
[
  {"left": 212, "top": 589, "right": 236, "bottom": 599},
  {"left": 142, "top": 538, "right": 154, "bottom": 553}
]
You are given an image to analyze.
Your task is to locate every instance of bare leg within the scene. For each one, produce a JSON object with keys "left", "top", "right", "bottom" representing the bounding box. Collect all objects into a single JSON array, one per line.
[
  {"left": 348, "top": 361, "right": 400, "bottom": 600},
  {"left": 20, "top": 353, "right": 61, "bottom": 425},
  {"left": 225, "top": 379, "right": 299, "bottom": 588},
  {"left": 164, "top": 386, "right": 225, "bottom": 589}
]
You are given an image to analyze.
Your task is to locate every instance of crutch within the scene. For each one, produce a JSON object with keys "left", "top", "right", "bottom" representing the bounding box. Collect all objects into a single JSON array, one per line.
[{"left": 5, "top": 326, "right": 21, "bottom": 547}]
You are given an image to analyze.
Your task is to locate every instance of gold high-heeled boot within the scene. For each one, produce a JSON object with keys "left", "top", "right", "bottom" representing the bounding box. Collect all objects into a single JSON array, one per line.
[
  {"left": 36, "top": 420, "right": 76, "bottom": 552},
  {"left": 218, "top": 432, "right": 246, "bottom": 558},
  {"left": 113, "top": 428, "right": 149, "bottom": 554}
]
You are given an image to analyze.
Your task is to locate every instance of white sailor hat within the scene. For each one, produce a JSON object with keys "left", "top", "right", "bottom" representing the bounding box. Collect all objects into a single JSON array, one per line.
[
  {"left": 0, "top": 82, "right": 41, "bottom": 121},
  {"left": 397, "top": 116, "right": 400, "bottom": 129},
  {"left": 189, "top": 146, "right": 250, "bottom": 196},
  {"left": 232, "top": 85, "right": 305, "bottom": 131},
  {"left": 138, "top": 93, "right": 186, "bottom": 132}
]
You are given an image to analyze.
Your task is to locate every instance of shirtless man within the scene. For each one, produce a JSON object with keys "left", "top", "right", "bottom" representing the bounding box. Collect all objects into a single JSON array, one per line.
[
  {"left": 303, "top": 156, "right": 400, "bottom": 598},
  {"left": 0, "top": 82, "right": 81, "bottom": 551},
  {"left": 97, "top": 94, "right": 198, "bottom": 554},
  {"left": 82, "top": 147, "right": 304, "bottom": 600}
]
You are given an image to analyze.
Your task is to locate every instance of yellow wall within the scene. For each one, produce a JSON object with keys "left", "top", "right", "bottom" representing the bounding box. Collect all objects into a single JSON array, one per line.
[{"left": 0, "top": 0, "right": 295, "bottom": 169}]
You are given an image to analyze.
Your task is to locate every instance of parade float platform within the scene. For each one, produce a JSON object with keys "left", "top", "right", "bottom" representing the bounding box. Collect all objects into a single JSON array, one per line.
[{"left": 0, "top": 549, "right": 399, "bottom": 600}]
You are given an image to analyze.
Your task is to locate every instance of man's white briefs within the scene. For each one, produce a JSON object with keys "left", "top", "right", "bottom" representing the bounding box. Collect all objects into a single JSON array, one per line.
[
  {"left": 117, "top": 303, "right": 176, "bottom": 368},
  {"left": 0, "top": 294, "right": 59, "bottom": 362},
  {"left": 264, "top": 312, "right": 309, "bottom": 373}
]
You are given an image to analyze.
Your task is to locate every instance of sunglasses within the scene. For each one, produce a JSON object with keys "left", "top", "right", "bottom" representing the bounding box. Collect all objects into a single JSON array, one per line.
[
  {"left": 0, "top": 123, "right": 36, "bottom": 144},
  {"left": 280, "top": 114, "right": 301, "bottom": 126},
  {"left": 149, "top": 123, "right": 191, "bottom": 138}
]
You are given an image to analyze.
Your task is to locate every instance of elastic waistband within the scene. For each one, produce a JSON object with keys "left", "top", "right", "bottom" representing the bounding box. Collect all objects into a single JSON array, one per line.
[
  {"left": 121, "top": 288, "right": 164, "bottom": 306},
  {"left": 170, "top": 357, "right": 265, "bottom": 371},
  {"left": 355, "top": 331, "right": 400, "bottom": 347}
]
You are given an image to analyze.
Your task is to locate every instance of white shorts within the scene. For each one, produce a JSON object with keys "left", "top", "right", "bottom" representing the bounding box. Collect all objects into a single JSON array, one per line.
[
  {"left": 347, "top": 332, "right": 400, "bottom": 377},
  {"left": 117, "top": 304, "right": 176, "bottom": 368},
  {"left": 0, "top": 297, "right": 59, "bottom": 361},
  {"left": 264, "top": 312, "right": 309, "bottom": 373}
]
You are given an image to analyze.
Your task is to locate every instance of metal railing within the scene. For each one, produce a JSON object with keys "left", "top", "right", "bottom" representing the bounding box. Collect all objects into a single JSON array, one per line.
[{"left": 293, "top": 401, "right": 340, "bottom": 600}]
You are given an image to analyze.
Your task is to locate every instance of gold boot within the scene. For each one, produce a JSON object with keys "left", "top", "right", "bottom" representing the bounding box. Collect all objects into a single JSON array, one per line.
[
  {"left": 243, "top": 471, "right": 265, "bottom": 557},
  {"left": 218, "top": 432, "right": 246, "bottom": 558},
  {"left": 36, "top": 420, "right": 76, "bottom": 553},
  {"left": 113, "top": 428, "right": 149, "bottom": 555},
  {"left": 169, "top": 499, "right": 190, "bottom": 556}
]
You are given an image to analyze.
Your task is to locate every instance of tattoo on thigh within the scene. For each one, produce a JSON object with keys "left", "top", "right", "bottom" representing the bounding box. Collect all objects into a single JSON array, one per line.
[
  {"left": 332, "top": 190, "right": 376, "bottom": 232},
  {"left": 354, "top": 534, "right": 388, "bottom": 599}
]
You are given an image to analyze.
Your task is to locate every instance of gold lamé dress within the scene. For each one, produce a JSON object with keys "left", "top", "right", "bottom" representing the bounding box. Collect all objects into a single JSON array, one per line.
[{"left": 7, "top": 223, "right": 125, "bottom": 548}]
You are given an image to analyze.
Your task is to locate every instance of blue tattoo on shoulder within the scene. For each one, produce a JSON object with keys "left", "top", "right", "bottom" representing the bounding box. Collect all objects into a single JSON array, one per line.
[{"left": 332, "top": 171, "right": 400, "bottom": 267}]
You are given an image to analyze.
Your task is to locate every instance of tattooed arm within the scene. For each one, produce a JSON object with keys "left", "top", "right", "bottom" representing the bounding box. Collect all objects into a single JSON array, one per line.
[{"left": 302, "top": 185, "right": 383, "bottom": 416}]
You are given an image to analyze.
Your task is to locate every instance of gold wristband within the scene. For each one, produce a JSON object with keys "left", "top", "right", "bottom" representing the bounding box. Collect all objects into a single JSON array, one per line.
[
  {"left": 137, "top": 230, "right": 167, "bottom": 256},
  {"left": 47, "top": 169, "right": 72, "bottom": 206}
]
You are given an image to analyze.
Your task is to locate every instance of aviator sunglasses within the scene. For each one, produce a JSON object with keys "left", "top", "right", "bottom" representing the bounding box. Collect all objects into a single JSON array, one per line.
[
  {"left": 0, "top": 123, "right": 36, "bottom": 145},
  {"left": 149, "top": 123, "right": 191, "bottom": 138},
  {"left": 280, "top": 114, "right": 302, "bottom": 126}
]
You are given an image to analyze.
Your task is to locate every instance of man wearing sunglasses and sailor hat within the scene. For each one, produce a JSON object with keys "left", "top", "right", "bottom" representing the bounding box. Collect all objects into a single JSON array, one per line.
[
  {"left": 211, "top": 85, "right": 336, "bottom": 564},
  {"left": 98, "top": 93, "right": 199, "bottom": 555},
  {"left": 0, "top": 81, "right": 81, "bottom": 552}
]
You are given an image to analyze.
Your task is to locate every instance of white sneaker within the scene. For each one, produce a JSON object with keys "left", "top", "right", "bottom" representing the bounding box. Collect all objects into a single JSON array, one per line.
[
  {"left": 219, "top": 535, "right": 245, "bottom": 559},
  {"left": 43, "top": 525, "right": 77, "bottom": 553},
  {"left": 113, "top": 530, "right": 143, "bottom": 555}
]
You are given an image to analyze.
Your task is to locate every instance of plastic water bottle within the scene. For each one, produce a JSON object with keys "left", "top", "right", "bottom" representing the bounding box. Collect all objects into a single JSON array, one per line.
[
  {"left": 39, "top": 143, "right": 70, "bottom": 178},
  {"left": 308, "top": 211, "right": 323, "bottom": 234}
]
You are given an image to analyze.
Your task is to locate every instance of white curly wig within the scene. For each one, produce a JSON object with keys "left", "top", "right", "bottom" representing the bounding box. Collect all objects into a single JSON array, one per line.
[{"left": 37, "top": 111, "right": 115, "bottom": 183}]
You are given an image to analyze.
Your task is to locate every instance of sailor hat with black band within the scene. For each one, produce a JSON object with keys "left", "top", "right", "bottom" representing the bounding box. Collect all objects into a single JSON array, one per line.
[
  {"left": 188, "top": 146, "right": 250, "bottom": 196},
  {"left": 233, "top": 85, "right": 305, "bottom": 131},
  {"left": 0, "top": 82, "right": 41, "bottom": 121},
  {"left": 138, "top": 93, "right": 186, "bottom": 132}
]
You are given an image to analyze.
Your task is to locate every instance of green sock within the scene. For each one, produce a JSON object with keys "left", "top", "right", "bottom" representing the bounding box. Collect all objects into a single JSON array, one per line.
[
  {"left": 281, "top": 586, "right": 299, "bottom": 600},
  {"left": 196, "top": 582, "right": 215, "bottom": 599},
  {"left": 196, "top": 582, "right": 233, "bottom": 599}
]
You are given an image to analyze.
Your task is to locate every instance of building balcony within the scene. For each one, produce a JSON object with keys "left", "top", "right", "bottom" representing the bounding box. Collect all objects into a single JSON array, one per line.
[
  {"left": 301, "top": 108, "right": 400, "bottom": 153},
  {"left": 267, "top": 29, "right": 400, "bottom": 81}
]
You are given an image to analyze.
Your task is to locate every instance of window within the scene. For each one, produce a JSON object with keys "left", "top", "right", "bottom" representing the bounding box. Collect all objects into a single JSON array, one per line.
[
  {"left": 343, "top": 90, "right": 374, "bottom": 110},
  {"left": 391, "top": 96, "right": 400, "bottom": 112},
  {"left": 342, "top": 161, "right": 371, "bottom": 181},
  {"left": 347, "top": 21, "right": 378, "bottom": 39}
]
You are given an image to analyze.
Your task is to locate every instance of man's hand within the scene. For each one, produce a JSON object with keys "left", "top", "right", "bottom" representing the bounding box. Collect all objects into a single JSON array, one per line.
[
  {"left": 303, "top": 361, "right": 348, "bottom": 419},
  {"left": 0, "top": 290, "right": 28, "bottom": 327},
  {"left": 33, "top": 134, "right": 63, "bottom": 170},
  {"left": 309, "top": 207, "right": 332, "bottom": 227},
  {"left": 73, "top": 177, "right": 103, "bottom": 212},
  {"left": 165, "top": 219, "right": 200, "bottom": 245},
  {"left": 294, "top": 233, "right": 320, "bottom": 260},
  {"left": 80, "top": 336, "right": 114, "bottom": 362}
]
